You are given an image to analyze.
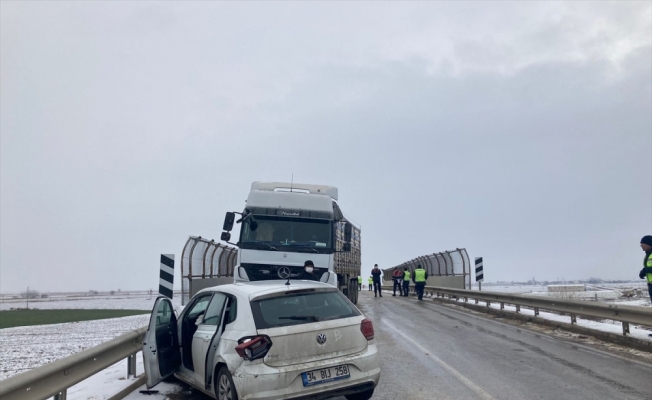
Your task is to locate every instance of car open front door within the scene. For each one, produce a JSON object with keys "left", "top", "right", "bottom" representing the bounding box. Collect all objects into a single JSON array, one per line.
[
  {"left": 204, "top": 295, "right": 232, "bottom": 391},
  {"left": 143, "top": 297, "right": 181, "bottom": 388}
]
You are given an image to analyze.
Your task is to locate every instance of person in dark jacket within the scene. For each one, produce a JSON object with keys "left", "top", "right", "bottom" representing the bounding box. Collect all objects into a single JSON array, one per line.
[
  {"left": 638, "top": 235, "right": 652, "bottom": 305},
  {"left": 392, "top": 268, "right": 403, "bottom": 296},
  {"left": 371, "top": 264, "right": 383, "bottom": 297}
]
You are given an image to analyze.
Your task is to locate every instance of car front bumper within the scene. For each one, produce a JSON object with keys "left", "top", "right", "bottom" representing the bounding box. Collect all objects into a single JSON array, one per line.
[{"left": 232, "top": 343, "right": 380, "bottom": 400}]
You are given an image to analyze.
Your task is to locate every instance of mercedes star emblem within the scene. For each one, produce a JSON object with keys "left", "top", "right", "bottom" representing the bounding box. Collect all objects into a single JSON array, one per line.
[
  {"left": 278, "top": 266, "right": 291, "bottom": 279},
  {"left": 316, "top": 333, "right": 327, "bottom": 345}
]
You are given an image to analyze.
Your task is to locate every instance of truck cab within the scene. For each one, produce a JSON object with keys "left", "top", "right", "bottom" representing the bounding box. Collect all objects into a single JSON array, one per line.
[{"left": 221, "top": 182, "right": 361, "bottom": 304}]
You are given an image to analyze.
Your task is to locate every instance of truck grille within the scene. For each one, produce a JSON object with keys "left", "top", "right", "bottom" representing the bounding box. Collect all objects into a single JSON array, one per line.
[{"left": 240, "top": 263, "right": 328, "bottom": 282}]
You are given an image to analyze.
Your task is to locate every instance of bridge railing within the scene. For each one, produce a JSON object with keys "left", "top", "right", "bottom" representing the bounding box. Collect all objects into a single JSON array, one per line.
[
  {"left": 0, "top": 327, "right": 147, "bottom": 400},
  {"left": 381, "top": 285, "right": 652, "bottom": 336},
  {"left": 382, "top": 248, "right": 472, "bottom": 289},
  {"left": 181, "top": 236, "right": 238, "bottom": 304}
]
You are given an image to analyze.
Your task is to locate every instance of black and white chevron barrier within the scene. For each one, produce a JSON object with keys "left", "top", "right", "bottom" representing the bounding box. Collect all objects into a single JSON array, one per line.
[
  {"left": 475, "top": 257, "right": 484, "bottom": 290},
  {"left": 159, "top": 254, "right": 175, "bottom": 299}
]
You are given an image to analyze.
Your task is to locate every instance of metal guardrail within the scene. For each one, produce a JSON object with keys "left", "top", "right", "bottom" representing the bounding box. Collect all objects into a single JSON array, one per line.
[
  {"left": 0, "top": 327, "right": 147, "bottom": 400},
  {"left": 382, "top": 285, "right": 652, "bottom": 336}
]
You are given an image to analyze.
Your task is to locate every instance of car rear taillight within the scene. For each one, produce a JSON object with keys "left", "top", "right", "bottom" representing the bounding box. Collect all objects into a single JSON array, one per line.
[
  {"left": 235, "top": 335, "right": 273, "bottom": 361},
  {"left": 360, "top": 319, "right": 374, "bottom": 340}
]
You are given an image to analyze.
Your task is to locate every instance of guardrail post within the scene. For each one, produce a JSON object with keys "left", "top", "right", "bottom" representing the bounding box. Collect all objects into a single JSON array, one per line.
[
  {"left": 54, "top": 390, "right": 67, "bottom": 400},
  {"left": 570, "top": 314, "right": 577, "bottom": 324},
  {"left": 127, "top": 353, "right": 137, "bottom": 377},
  {"left": 515, "top": 305, "right": 520, "bottom": 313},
  {"left": 622, "top": 322, "right": 630, "bottom": 336},
  {"left": 486, "top": 301, "right": 490, "bottom": 307},
  {"left": 475, "top": 298, "right": 478, "bottom": 304},
  {"left": 534, "top": 307, "right": 539, "bottom": 316},
  {"left": 464, "top": 297, "right": 468, "bottom": 303},
  {"left": 500, "top": 302, "right": 504, "bottom": 310}
]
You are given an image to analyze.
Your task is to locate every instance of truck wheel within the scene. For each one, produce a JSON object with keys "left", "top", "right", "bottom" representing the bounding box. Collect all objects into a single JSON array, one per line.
[
  {"left": 348, "top": 279, "right": 358, "bottom": 304},
  {"left": 351, "top": 280, "right": 358, "bottom": 304},
  {"left": 346, "top": 279, "right": 355, "bottom": 303}
]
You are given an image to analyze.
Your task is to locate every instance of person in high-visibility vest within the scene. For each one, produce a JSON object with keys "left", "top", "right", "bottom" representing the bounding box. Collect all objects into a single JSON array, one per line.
[
  {"left": 368, "top": 276, "right": 373, "bottom": 291},
  {"left": 638, "top": 236, "right": 652, "bottom": 311},
  {"left": 357, "top": 276, "right": 362, "bottom": 291},
  {"left": 402, "top": 267, "right": 410, "bottom": 297},
  {"left": 412, "top": 264, "right": 428, "bottom": 301}
]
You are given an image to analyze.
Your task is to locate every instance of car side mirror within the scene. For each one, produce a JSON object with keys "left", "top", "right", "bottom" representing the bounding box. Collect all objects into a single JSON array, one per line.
[
  {"left": 221, "top": 232, "right": 231, "bottom": 242},
  {"left": 223, "top": 212, "right": 235, "bottom": 231},
  {"left": 195, "top": 314, "right": 204, "bottom": 326}
]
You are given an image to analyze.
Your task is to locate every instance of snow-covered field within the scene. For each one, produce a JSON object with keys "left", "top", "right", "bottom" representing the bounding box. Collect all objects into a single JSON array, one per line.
[
  {"left": 0, "top": 292, "right": 178, "bottom": 311},
  {"left": 469, "top": 282, "right": 651, "bottom": 307},
  {"left": 0, "top": 314, "right": 150, "bottom": 380},
  {"left": 0, "top": 293, "right": 183, "bottom": 382}
]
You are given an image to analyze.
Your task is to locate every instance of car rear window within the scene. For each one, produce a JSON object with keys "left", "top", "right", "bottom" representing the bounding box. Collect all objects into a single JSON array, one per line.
[{"left": 250, "top": 290, "right": 361, "bottom": 329}]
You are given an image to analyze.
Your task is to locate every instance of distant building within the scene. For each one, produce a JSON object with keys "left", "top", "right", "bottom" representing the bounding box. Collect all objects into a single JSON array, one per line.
[{"left": 547, "top": 284, "right": 585, "bottom": 293}]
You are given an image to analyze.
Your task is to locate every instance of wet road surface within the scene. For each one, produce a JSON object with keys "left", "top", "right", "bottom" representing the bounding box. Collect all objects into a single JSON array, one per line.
[{"left": 128, "top": 290, "right": 652, "bottom": 400}]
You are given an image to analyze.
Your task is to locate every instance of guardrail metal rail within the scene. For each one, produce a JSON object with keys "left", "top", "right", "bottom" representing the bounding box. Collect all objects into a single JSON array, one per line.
[
  {"left": 382, "top": 285, "right": 652, "bottom": 336},
  {"left": 0, "top": 327, "right": 147, "bottom": 400}
]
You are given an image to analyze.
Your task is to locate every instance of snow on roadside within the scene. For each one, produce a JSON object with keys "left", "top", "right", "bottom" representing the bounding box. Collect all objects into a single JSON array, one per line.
[
  {"left": 0, "top": 294, "right": 162, "bottom": 311},
  {"left": 482, "top": 301, "right": 652, "bottom": 341},
  {"left": 0, "top": 315, "right": 150, "bottom": 380},
  {"left": 67, "top": 352, "right": 145, "bottom": 400},
  {"left": 381, "top": 289, "right": 652, "bottom": 341}
]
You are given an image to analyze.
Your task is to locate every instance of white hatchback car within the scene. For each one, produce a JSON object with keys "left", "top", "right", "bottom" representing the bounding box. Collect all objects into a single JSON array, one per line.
[{"left": 143, "top": 280, "right": 380, "bottom": 400}]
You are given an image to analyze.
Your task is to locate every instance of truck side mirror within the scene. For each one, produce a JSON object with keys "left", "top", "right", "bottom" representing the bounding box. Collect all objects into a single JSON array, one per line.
[
  {"left": 344, "top": 222, "right": 352, "bottom": 243},
  {"left": 223, "top": 212, "right": 235, "bottom": 231},
  {"left": 221, "top": 232, "right": 231, "bottom": 242}
]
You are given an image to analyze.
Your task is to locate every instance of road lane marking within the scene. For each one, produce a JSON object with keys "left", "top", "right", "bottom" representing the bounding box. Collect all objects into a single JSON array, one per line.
[{"left": 383, "top": 320, "right": 496, "bottom": 400}]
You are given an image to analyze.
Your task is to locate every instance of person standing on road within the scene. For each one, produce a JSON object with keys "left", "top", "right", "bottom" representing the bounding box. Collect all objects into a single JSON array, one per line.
[
  {"left": 368, "top": 276, "right": 373, "bottom": 291},
  {"left": 358, "top": 276, "right": 362, "bottom": 291},
  {"left": 412, "top": 264, "right": 428, "bottom": 301},
  {"left": 638, "top": 235, "right": 652, "bottom": 306},
  {"left": 392, "top": 268, "right": 403, "bottom": 296},
  {"left": 402, "top": 267, "right": 410, "bottom": 297},
  {"left": 371, "top": 264, "right": 383, "bottom": 297}
]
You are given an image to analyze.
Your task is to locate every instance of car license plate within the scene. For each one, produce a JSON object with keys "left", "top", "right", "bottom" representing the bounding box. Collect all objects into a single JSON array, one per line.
[{"left": 301, "top": 365, "right": 350, "bottom": 387}]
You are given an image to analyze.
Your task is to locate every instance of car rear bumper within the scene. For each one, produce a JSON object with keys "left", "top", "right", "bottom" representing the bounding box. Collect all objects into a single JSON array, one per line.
[{"left": 233, "top": 343, "right": 380, "bottom": 400}]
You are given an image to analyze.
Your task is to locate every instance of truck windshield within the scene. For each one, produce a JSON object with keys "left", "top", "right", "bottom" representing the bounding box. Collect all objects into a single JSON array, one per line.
[{"left": 240, "top": 216, "right": 332, "bottom": 252}]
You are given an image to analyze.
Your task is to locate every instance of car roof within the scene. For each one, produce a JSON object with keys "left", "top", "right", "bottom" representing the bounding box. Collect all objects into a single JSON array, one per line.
[{"left": 196, "top": 280, "right": 338, "bottom": 298}]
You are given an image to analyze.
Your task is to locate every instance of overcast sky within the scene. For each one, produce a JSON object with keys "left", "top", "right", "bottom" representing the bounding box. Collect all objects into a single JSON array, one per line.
[{"left": 1, "top": 1, "right": 651, "bottom": 293}]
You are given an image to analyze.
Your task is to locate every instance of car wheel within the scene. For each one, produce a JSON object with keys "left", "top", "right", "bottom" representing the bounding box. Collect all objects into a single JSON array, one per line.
[
  {"left": 345, "top": 388, "right": 374, "bottom": 400},
  {"left": 216, "top": 366, "right": 238, "bottom": 400}
]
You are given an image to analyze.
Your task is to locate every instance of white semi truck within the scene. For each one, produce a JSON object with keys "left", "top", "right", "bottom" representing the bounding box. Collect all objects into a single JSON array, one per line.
[{"left": 220, "top": 182, "right": 362, "bottom": 304}]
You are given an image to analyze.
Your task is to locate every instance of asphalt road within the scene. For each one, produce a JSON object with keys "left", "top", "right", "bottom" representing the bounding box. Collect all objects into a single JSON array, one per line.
[
  {"left": 357, "top": 290, "right": 651, "bottom": 400},
  {"left": 132, "top": 290, "right": 652, "bottom": 400}
]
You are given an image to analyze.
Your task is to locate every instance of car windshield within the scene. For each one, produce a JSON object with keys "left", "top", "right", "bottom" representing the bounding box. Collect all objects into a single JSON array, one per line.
[
  {"left": 250, "top": 290, "right": 360, "bottom": 329},
  {"left": 240, "top": 216, "right": 332, "bottom": 251}
]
